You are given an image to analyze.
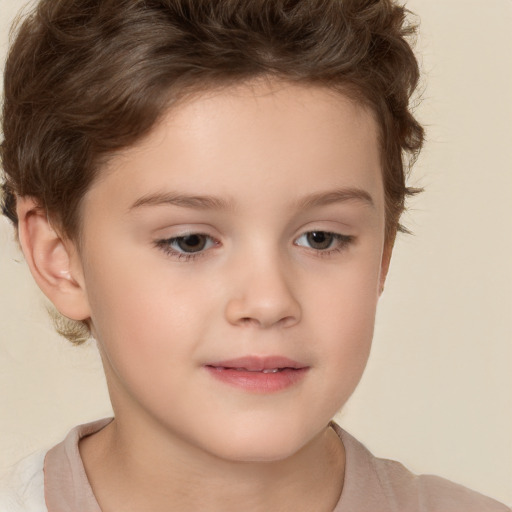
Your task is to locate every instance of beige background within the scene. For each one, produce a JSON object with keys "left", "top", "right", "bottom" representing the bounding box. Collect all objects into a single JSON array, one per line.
[{"left": 1, "top": 0, "right": 511, "bottom": 506}]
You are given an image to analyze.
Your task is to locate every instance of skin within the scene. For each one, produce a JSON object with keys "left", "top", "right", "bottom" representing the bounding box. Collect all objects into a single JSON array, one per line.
[{"left": 17, "top": 80, "right": 390, "bottom": 511}]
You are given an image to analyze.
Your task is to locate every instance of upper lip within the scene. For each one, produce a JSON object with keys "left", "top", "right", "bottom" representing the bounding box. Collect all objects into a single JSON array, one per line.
[{"left": 205, "top": 355, "right": 307, "bottom": 371}]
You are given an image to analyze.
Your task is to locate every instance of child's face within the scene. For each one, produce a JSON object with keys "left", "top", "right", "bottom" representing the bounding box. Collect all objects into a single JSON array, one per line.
[{"left": 75, "top": 80, "right": 387, "bottom": 461}]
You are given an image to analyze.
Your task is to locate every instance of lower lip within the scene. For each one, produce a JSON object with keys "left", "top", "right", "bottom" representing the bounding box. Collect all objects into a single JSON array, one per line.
[{"left": 205, "top": 366, "right": 309, "bottom": 393}]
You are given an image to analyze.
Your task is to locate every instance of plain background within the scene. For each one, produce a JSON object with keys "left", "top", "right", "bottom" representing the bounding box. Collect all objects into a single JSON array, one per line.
[{"left": 0, "top": 0, "right": 511, "bottom": 506}]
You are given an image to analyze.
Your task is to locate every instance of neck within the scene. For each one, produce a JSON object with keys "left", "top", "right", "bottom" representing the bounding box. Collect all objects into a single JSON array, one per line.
[{"left": 80, "top": 415, "right": 345, "bottom": 512}]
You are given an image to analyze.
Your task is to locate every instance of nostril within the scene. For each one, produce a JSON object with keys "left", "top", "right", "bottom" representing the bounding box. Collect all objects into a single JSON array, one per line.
[
  {"left": 238, "top": 315, "right": 297, "bottom": 329},
  {"left": 225, "top": 292, "right": 301, "bottom": 329},
  {"left": 278, "top": 315, "right": 298, "bottom": 328}
]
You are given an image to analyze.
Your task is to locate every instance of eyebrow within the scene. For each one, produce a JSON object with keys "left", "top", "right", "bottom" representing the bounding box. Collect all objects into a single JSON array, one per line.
[
  {"left": 129, "top": 187, "right": 374, "bottom": 212},
  {"left": 129, "top": 192, "right": 235, "bottom": 211},
  {"left": 293, "top": 187, "right": 374, "bottom": 210}
]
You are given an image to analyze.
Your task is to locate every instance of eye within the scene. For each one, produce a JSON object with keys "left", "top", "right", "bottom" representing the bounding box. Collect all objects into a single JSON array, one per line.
[
  {"left": 155, "top": 233, "right": 218, "bottom": 260},
  {"left": 294, "top": 231, "right": 353, "bottom": 254},
  {"left": 172, "top": 234, "right": 211, "bottom": 253}
]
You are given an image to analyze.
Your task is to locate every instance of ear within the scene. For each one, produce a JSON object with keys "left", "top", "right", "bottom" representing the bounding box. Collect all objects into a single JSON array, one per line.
[
  {"left": 379, "top": 240, "right": 394, "bottom": 296},
  {"left": 16, "top": 197, "right": 91, "bottom": 321}
]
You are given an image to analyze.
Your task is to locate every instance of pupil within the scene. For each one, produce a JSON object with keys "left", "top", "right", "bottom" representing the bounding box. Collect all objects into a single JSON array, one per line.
[
  {"left": 178, "top": 235, "right": 206, "bottom": 252},
  {"left": 308, "top": 231, "right": 333, "bottom": 249}
]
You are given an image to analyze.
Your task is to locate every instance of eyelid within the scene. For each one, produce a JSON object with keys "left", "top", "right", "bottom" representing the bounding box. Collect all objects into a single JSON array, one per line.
[
  {"left": 293, "top": 231, "right": 354, "bottom": 256},
  {"left": 154, "top": 229, "right": 354, "bottom": 262},
  {"left": 154, "top": 232, "right": 220, "bottom": 261}
]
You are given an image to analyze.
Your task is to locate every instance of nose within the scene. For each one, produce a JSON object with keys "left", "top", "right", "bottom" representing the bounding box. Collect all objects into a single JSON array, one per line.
[{"left": 224, "top": 250, "right": 302, "bottom": 329}]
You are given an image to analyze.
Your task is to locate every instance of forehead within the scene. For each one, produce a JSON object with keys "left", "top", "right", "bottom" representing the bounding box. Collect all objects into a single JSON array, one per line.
[{"left": 89, "top": 80, "right": 383, "bottom": 213}]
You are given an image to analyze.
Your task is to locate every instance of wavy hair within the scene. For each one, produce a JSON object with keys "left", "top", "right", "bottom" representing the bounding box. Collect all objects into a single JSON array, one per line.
[{"left": 1, "top": 0, "right": 424, "bottom": 343}]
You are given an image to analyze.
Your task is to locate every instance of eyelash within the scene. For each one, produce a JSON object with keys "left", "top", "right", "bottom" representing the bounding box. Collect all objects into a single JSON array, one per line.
[
  {"left": 154, "top": 231, "right": 354, "bottom": 262},
  {"left": 295, "top": 232, "right": 354, "bottom": 258},
  {"left": 154, "top": 233, "right": 219, "bottom": 262}
]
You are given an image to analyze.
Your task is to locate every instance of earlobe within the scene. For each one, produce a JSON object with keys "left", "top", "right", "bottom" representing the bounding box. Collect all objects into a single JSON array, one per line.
[{"left": 16, "top": 197, "right": 91, "bottom": 321}]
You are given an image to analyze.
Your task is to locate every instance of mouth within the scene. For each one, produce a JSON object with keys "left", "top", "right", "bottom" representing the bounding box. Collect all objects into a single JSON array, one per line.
[
  {"left": 204, "top": 356, "right": 309, "bottom": 393},
  {"left": 209, "top": 367, "right": 288, "bottom": 373},
  {"left": 206, "top": 355, "right": 306, "bottom": 372}
]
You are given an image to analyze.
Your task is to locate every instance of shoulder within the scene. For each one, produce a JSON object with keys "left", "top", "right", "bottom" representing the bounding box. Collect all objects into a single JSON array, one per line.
[
  {"left": 0, "top": 450, "right": 48, "bottom": 512},
  {"left": 374, "top": 456, "right": 511, "bottom": 512},
  {"left": 333, "top": 425, "right": 511, "bottom": 512}
]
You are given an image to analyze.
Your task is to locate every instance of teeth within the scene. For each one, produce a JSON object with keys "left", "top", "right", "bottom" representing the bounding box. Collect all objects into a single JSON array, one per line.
[{"left": 214, "top": 366, "right": 283, "bottom": 373}]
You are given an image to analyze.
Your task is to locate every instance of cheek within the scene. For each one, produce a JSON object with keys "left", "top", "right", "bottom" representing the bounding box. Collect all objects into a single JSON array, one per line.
[
  {"left": 311, "top": 258, "right": 381, "bottom": 388},
  {"left": 84, "top": 249, "right": 220, "bottom": 376},
  {"left": 85, "top": 262, "right": 199, "bottom": 415},
  {"left": 320, "top": 296, "right": 375, "bottom": 373}
]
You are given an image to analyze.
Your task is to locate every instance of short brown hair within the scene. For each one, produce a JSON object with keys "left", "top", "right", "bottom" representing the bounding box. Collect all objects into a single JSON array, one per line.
[{"left": 1, "top": 0, "right": 424, "bottom": 341}]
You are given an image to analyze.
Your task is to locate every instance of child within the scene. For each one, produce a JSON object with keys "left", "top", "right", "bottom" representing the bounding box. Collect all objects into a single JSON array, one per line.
[{"left": 0, "top": 0, "right": 509, "bottom": 510}]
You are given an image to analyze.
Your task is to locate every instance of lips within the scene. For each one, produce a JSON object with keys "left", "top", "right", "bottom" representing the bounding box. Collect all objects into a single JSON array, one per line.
[
  {"left": 212, "top": 367, "right": 285, "bottom": 373},
  {"left": 204, "top": 356, "right": 309, "bottom": 392},
  {"left": 206, "top": 355, "right": 305, "bottom": 371}
]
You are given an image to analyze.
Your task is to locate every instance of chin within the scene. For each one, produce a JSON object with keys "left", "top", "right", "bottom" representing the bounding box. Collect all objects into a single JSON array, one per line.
[
  {"left": 217, "top": 442, "right": 301, "bottom": 463},
  {"left": 204, "top": 422, "right": 318, "bottom": 464}
]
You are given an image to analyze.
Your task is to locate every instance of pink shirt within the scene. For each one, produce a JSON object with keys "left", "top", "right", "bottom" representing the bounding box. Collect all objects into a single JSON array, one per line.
[{"left": 41, "top": 418, "right": 510, "bottom": 512}]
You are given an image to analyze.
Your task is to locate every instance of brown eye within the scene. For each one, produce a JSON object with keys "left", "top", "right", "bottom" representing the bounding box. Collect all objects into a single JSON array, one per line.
[
  {"left": 294, "top": 231, "right": 353, "bottom": 254},
  {"left": 155, "top": 233, "right": 218, "bottom": 261},
  {"left": 175, "top": 234, "right": 209, "bottom": 253},
  {"left": 306, "top": 231, "right": 335, "bottom": 250}
]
